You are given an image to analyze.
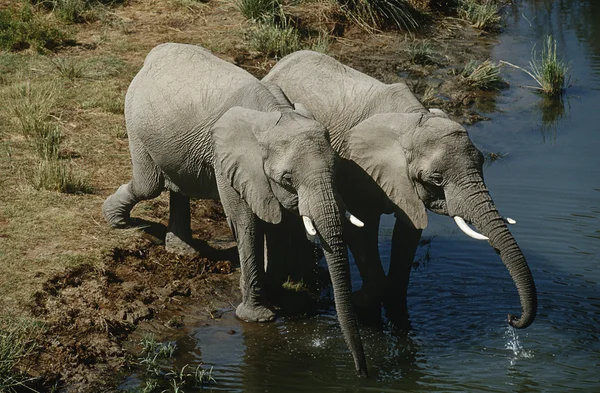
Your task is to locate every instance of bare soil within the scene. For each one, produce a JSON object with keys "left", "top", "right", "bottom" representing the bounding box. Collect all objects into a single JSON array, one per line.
[{"left": 0, "top": 0, "right": 506, "bottom": 391}]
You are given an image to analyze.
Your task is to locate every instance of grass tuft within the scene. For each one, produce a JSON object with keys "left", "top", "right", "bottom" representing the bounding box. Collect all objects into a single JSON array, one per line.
[
  {"left": 501, "top": 35, "right": 570, "bottom": 96},
  {"left": 51, "top": 56, "right": 87, "bottom": 80},
  {"left": 460, "top": 59, "right": 505, "bottom": 90},
  {"left": 458, "top": 0, "right": 501, "bottom": 31},
  {"left": 5, "top": 80, "right": 59, "bottom": 139},
  {"left": 407, "top": 39, "right": 437, "bottom": 65},
  {"left": 237, "top": 0, "right": 282, "bottom": 22},
  {"left": 248, "top": 22, "right": 301, "bottom": 58},
  {"left": 32, "top": 159, "right": 93, "bottom": 194},
  {"left": 339, "top": 0, "right": 419, "bottom": 32},
  {"left": 0, "top": 317, "right": 43, "bottom": 392}
]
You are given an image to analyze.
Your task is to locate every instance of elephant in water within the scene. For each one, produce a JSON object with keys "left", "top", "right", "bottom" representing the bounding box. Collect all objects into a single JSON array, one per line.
[
  {"left": 102, "top": 44, "right": 368, "bottom": 376},
  {"left": 264, "top": 50, "right": 536, "bottom": 329}
]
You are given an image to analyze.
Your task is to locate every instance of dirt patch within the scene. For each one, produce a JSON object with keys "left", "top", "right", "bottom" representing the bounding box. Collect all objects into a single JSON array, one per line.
[{"left": 23, "top": 201, "right": 239, "bottom": 392}]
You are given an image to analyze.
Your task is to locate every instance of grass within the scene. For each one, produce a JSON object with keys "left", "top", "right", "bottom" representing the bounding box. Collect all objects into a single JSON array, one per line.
[
  {"left": 134, "top": 335, "right": 216, "bottom": 392},
  {"left": 0, "top": 317, "right": 43, "bottom": 392},
  {"left": 407, "top": 39, "right": 437, "bottom": 65},
  {"left": 339, "top": 0, "right": 419, "bottom": 32},
  {"left": 460, "top": 59, "right": 505, "bottom": 90},
  {"left": 0, "top": 3, "right": 72, "bottom": 52},
  {"left": 237, "top": 0, "right": 282, "bottom": 22},
  {"left": 501, "top": 35, "right": 570, "bottom": 96},
  {"left": 458, "top": 0, "right": 501, "bottom": 31},
  {"left": 248, "top": 23, "right": 301, "bottom": 57},
  {"left": 32, "top": 159, "right": 93, "bottom": 194},
  {"left": 50, "top": 56, "right": 87, "bottom": 81}
]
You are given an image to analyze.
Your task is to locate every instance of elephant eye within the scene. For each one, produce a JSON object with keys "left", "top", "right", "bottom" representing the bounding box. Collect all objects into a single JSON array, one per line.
[
  {"left": 281, "top": 173, "right": 293, "bottom": 186},
  {"left": 431, "top": 173, "right": 444, "bottom": 186}
]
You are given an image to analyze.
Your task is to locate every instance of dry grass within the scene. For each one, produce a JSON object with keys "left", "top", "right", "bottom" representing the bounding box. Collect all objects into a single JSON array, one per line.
[{"left": 460, "top": 59, "right": 505, "bottom": 90}]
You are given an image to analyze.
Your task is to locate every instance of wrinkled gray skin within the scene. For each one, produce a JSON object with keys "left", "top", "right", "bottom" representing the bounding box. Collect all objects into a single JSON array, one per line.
[
  {"left": 264, "top": 50, "right": 537, "bottom": 329},
  {"left": 103, "top": 44, "right": 367, "bottom": 375}
]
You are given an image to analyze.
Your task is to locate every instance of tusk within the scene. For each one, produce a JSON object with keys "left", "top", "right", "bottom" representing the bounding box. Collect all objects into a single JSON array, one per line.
[
  {"left": 453, "top": 216, "right": 489, "bottom": 240},
  {"left": 503, "top": 217, "right": 516, "bottom": 225},
  {"left": 345, "top": 211, "right": 364, "bottom": 227},
  {"left": 302, "top": 216, "right": 317, "bottom": 236}
]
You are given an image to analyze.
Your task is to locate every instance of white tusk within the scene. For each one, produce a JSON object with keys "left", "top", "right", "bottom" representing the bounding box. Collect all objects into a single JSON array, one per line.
[
  {"left": 453, "top": 216, "right": 489, "bottom": 240},
  {"left": 503, "top": 217, "right": 517, "bottom": 225},
  {"left": 345, "top": 211, "right": 364, "bottom": 227},
  {"left": 302, "top": 216, "right": 317, "bottom": 236}
]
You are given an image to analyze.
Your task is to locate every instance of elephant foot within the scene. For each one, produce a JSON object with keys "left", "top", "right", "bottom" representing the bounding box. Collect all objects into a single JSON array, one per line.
[
  {"left": 102, "top": 192, "right": 132, "bottom": 228},
  {"left": 165, "top": 232, "right": 196, "bottom": 255},
  {"left": 236, "top": 303, "right": 275, "bottom": 323},
  {"left": 383, "top": 296, "right": 410, "bottom": 330}
]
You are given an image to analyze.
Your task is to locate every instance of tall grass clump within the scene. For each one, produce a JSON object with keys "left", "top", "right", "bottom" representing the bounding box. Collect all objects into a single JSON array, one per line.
[
  {"left": 460, "top": 59, "right": 506, "bottom": 90},
  {"left": 407, "top": 39, "right": 437, "bottom": 65},
  {"left": 248, "top": 22, "right": 301, "bottom": 57},
  {"left": 501, "top": 35, "right": 570, "bottom": 96},
  {"left": 0, "top": 3, "right": 71, "bottom": 52},
  {"left": 339, "top": 0, "right": 419, "bottom": 32},
  {"left": 4, "top": 79, "right": 93, "bottom": 194},
  {"left": 0, "top": 317, "right": 41, "bottom": 392},
  {"left": 458, "top": 0, "right": 501, "bottom": 31},
  {"left": 237, "top": 0, "right": 282, "bottom": 22}
]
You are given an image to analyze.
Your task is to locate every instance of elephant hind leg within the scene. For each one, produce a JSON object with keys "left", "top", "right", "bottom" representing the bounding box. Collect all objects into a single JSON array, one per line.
[
  {"left": 103, "top": 133, "right": 164, "bottom": 228},
  {"left": 165, "top": 191, "right": 196, "bottom": 255}
]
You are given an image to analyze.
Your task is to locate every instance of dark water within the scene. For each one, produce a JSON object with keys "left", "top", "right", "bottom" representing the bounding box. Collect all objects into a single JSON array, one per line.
[{"left": 128, "top": 1, "right": 600, "bottom": 391}]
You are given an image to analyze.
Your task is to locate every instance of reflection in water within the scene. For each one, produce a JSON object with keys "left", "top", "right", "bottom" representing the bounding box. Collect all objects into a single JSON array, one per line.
[{"left": 538, "top": 94, "right": 569, "bottom": 143}]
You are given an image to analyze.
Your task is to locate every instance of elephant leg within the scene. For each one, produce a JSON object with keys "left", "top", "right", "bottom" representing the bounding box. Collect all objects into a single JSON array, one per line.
[
  {"left": 346, "top": 213, "right": 387, "bottom": 309},
  {"left": 216, "top": 174, "right": 274, "bottom": 323},
  {"left": 165, "top": 191, "right": 196, "bottom": 255},
  {"left": 103, "top": 133, "right": 164, "bottom": 228},
  {"left": 264, "top": 222, "right": 288, "bottom": 300},
  {"left": 383, "top": 218, "right": 421, "bottom": 327}
]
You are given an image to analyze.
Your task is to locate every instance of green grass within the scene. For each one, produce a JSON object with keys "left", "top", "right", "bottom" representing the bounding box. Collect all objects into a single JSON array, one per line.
[
  {"left": 460, "top": 59, "right": 505, "bottom": 90},
  {"left": 340, "top": 0, "right": 419, "bottom": 32},
  {"left": 0, "top": 3, "right": 72, "bottom": 52},
  {"left": 32, "top": 159, "right": 93, "bottom": 194},
  {"left": 29, "top": 0, "right": 125, "bottom": 24},
  {"left": 50, "top": 56, "right": 87, "bottom": 81},
  {"left": 407, "top": 39, "right": 437, "bottom": 65},
  {"left": 0, "top": 317, "right": 43, "bottom": 392},
  {"left": 458, "top": 0, "right": 501, "bottom": 31},
  {"left": 248, "top": 22, "right": 301, "bottom": 57},
  {"left": 237, "top": 0, "right": 282, "bottom": 22},
  {"left": 501, "top": 35, "right": 570, "bottom": 96}
]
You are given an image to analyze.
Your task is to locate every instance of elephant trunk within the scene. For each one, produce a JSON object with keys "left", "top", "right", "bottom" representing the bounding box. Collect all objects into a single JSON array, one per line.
[
  {"left": 298, "top": 180, "right": 368, "bottom": 377},
  {"left": 448, "top": 175, "right": 537, "bottom": 329}
]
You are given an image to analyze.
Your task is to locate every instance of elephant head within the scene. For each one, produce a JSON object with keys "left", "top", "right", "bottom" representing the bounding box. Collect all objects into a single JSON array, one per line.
[
  {"left": 210, "top": 106, "right": 368, "bottom": 376},
  {"left": 344, "top": 111, "right": 537, "bottom": 329}
]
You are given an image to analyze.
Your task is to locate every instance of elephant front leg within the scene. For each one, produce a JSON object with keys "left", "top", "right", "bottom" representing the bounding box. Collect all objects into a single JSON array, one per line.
[
  {"left": 383, "top": 218, "right": 421, "bottom": 327},
  {"left": 346, "top": 214, "right": 387, "bottom": 311},
  {"left": 165, "top": 191, "right": 196, "bottom": 255},
  {"left": 216, "top": 176, "right": 275, "bottom": 323}
]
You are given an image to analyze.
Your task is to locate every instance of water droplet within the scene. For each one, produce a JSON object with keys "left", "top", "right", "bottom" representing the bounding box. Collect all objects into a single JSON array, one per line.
[{"left": 504, "top": 326, "right": 533, "bottom": 365}]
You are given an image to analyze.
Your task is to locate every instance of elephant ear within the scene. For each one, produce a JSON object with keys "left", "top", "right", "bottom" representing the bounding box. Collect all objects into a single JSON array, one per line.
[
  {"left": 211, "top": 106, "right": 283, "bottom": 225},
  {"left": 346, "top": 113, "right": 428, "bottom": 229}
]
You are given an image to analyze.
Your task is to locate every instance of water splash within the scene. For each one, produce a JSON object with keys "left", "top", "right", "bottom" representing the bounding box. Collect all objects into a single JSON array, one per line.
[{"left": 504, "top": 326, "right": 534, "bottom": 366}]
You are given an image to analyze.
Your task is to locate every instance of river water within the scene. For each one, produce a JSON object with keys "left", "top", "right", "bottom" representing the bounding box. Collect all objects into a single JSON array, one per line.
[{"left": 131, "top": 1, "right": 600, "bottom": 391}]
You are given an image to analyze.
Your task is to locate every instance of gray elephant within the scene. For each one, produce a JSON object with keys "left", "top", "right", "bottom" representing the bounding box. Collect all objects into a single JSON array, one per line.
[
  {"left": 263, "top": 50, "right": 537, "bottom": 329},
  {"left": 102, "top": 44, "right": 368, "bottom": 376}
]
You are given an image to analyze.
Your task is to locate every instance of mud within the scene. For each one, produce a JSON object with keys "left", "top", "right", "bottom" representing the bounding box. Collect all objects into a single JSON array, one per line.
[{"left": 23, "top": 201, "right": 239, "bottom": 392}]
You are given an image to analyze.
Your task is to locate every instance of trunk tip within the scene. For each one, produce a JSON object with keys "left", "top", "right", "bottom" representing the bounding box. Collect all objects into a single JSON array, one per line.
[{"left": 508, "top": 313, "right": 534, "bottom": 329}]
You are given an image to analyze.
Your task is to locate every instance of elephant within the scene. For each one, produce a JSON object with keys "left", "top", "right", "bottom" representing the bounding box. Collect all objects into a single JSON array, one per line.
[
  {"left": 263, "top": 50, "right": 537, "bottom": 329},
  {"left": 102, "top": 44, "right": 368, "bottom": 376}
]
